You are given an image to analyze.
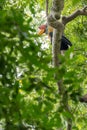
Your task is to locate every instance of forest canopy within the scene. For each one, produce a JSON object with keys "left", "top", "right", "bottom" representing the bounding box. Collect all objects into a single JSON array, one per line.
[{"left": 0, "top": 0, "right": 87, "bottom": 130}]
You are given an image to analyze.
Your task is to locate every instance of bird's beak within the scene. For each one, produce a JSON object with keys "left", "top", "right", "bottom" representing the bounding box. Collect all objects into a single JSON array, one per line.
[{"left": 38, "top": 29, "right": 45, "bottom": 35}]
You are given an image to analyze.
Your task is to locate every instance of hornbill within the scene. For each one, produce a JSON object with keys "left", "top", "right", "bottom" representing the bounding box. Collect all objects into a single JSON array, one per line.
[{"left": 38, "top": 24, "right": 72, "bottom": 51}]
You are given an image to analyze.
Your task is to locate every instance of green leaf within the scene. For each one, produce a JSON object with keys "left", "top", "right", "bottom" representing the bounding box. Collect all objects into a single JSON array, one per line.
[{"left": 72, "top": 0, "right": 80, "bottom": 5}]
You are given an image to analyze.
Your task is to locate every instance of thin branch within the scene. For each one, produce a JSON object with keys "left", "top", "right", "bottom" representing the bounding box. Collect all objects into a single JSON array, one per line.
[
  {"left": 62, "top": 6, "right": 87, "bottom": 25},
  {"left": 46, "top": 0, "right": 49, "bottom": 17}
]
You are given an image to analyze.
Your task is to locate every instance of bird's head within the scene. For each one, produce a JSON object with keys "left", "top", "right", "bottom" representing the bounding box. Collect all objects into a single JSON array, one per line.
[{"left": 38, "top": 24, "right": 47, "bottom": 35}]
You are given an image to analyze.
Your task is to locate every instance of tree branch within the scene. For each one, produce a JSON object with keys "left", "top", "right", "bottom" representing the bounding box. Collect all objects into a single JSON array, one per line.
[
  {"left": 46, "top": 0, "right": 49, "bottom": 17},
  {"left": 62, "top": 6, "right": 87, "bottom": 25}
]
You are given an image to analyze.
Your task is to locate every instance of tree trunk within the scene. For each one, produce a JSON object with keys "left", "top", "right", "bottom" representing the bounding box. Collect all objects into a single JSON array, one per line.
[{"left": 47, "top": 0, "right": 72, "bottom": 130}]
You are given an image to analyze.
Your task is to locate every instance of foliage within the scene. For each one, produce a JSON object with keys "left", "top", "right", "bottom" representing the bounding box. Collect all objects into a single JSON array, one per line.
[{"left": 0, "top": 0, "right": 87, "bottom": 130}]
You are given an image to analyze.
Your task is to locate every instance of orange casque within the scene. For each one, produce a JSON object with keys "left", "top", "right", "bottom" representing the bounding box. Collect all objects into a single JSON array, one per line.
[{"left": 38, "top": 25, "right": 53, "bottom": 36}]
